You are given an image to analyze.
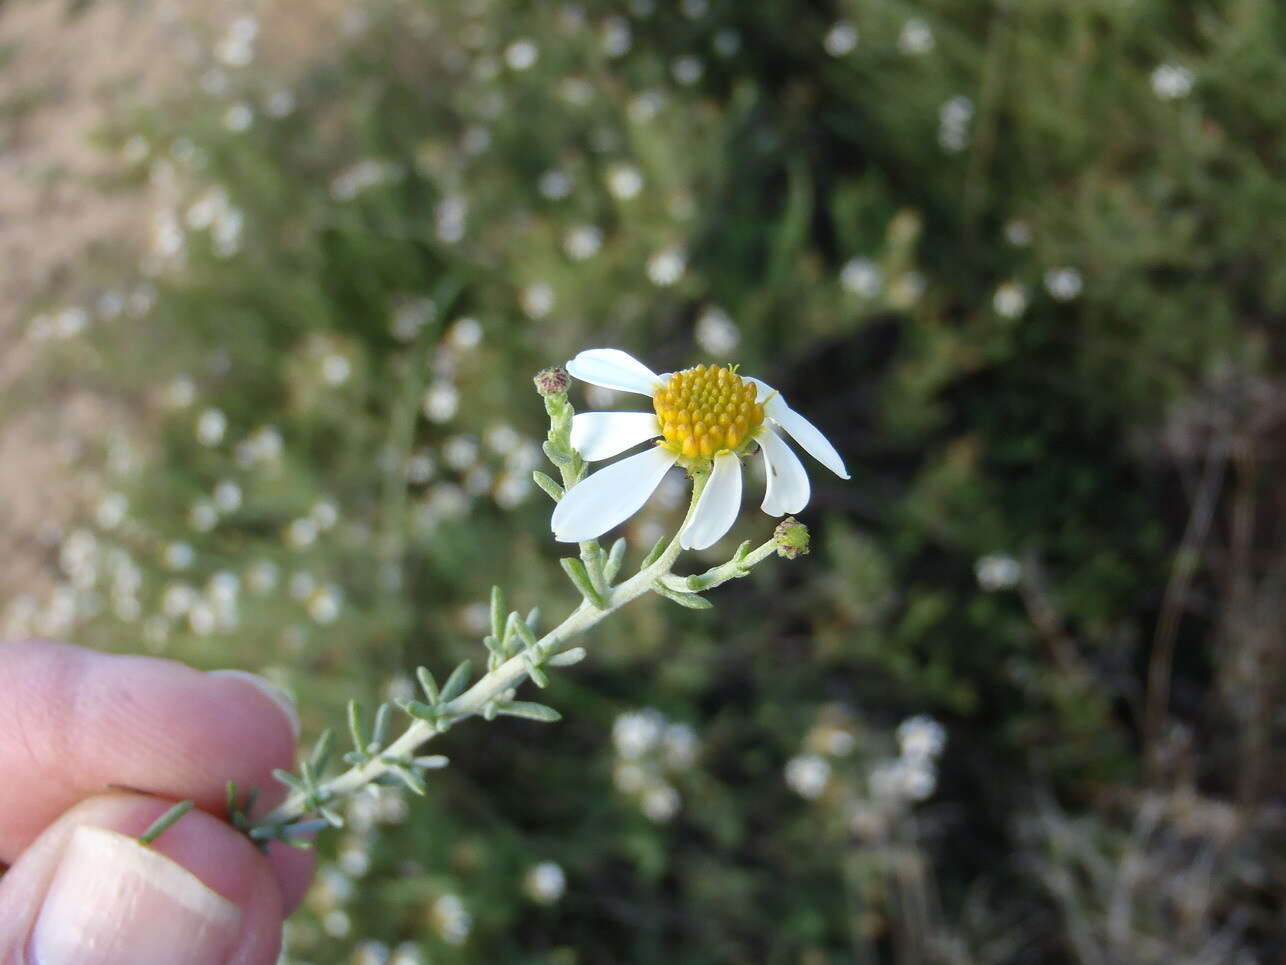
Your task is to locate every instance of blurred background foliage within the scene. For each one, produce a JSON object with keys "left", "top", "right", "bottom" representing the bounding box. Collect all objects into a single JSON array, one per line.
[{"left": 4, "top": 0, "right": 1285, "bottom": 961}]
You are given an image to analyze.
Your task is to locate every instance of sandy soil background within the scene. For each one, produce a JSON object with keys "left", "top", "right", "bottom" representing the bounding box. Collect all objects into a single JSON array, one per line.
[{"left": 0, "top": 0, "right": 336, "bottom": 603}]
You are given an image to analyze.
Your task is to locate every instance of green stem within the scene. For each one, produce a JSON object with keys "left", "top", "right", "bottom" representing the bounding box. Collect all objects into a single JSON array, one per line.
[{"left": 252, "top": 469, "right": 713, "bottom": 832}]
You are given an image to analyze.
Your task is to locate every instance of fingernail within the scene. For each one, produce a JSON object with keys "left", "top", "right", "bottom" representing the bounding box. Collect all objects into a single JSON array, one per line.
[
  {"left": 30, "top": 826, "right": 241, "bottom": 965},
  {"left": 208, "top": 669, "right": 300, "bottom": 739}
]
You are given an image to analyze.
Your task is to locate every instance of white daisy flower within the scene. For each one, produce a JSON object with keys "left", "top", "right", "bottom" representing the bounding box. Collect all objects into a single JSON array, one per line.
[{"left": 551, "top": 348, "right": 849, "bottom": 550}]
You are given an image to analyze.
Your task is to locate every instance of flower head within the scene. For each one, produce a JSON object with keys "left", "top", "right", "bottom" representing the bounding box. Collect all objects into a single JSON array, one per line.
[{"left": 551, "top": 349, "right": 849, "bottom": 550}]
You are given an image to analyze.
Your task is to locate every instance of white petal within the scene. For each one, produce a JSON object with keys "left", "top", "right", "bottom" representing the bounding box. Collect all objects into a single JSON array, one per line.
[
  {"left": 552, "top": 446, "right": 678, "bottom": 542},
  {"left": 680, "top": 451, "right": 742, "bottom": 550},
  {"left": 769, "top": 405, "right": 849, "bottom": 479},
  {"left": 747, "top": 376, "right": 779, "bottom": 406},
  {"left": 748, "top": 377, "right": 849, "bottom": 479},
  {"left": 757, "top": 428, "right": 811, "bottom": 515},
  {"left": 566, "top": 349, "right": 661, "bottom": 397},
  {"left": 571, "top": 411, "right": 661, "bottom": 461}
]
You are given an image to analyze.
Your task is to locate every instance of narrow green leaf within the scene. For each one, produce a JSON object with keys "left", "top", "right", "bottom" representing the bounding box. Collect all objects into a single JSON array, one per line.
[
  {"left": 532, "top": 470, "right": 564, "bottom": 502},
  {"left": 560, "top": 557, "right": 608, "bottom": 609},
  {"left": 399, "top": 698, "right": 438, "bottom": 723},
  {"left": 525, "top": 606, "right": 540, "bottom": 630},
  {"left": 604, "top": 537, "right": 627, "bottom": 583},
  {"left": 510, "top": 612, "right": 539, "bottom": 650},
  {"left": 371, "top": 702, "right": 393, "bottom": 749},
  {"left": 391, "top": 765, "right": 427, "bottom": 796},
  {"left": 496, "top": 700, "right": 563, "bottom": 723},
  {"left": 440, "top": 659, "right": 473, "bottom": 703},
  {"left": 641, "top": 535, "right": 668, "bottom": 569},
  {"left": 310, "top": 729, "right": 335, "bottom": 774},
  {"left": 653, "top": 582, "right": 714, "bottom": 609},
  {"left": 272, "top": 768, "right": 306, "bottom": 791},
  {"left": 489, "top": 586, "right": 506, "bottom": 643},
  {"left": 416, "top": 754, "right": 449, "bottom": 769},
  {"left": 319, "top": 807, "right": 345, "bottom": 829},
  {"left": 416, "top": 667, "right": 439, "bottom": 704},
  {"left": 346, "top": 700, "right": 366, "bottom": 754},
  {"left": 139, "top": 800, "right": 194, "bottom": 845},
  {"left": 548, "top": 646, "right": 587, "bottom": 667},
  {"left": 524, "top": 654, "right": 550, "bottom": 689},
  {"left": 542, "top": 440, "right": 573, "bottom": 467}
]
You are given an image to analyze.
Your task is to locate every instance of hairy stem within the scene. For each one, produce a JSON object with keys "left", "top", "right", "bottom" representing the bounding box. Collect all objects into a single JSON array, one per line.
[{"left": 253, "top": 469, "right": 713, "bottom": 831}]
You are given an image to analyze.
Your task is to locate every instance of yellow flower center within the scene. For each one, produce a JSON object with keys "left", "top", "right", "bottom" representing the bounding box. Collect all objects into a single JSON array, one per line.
[{"left": 653, "top": 364, "right": 765, "bottom": 461}]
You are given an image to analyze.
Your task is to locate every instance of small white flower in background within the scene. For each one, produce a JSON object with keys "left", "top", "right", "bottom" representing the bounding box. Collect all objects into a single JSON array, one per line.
[
  {"left": 785, "top": 754, "right": 832, "bottom": 800},
  {"left": 265, "top": 88, "right": 296, "bottom": 118},
  {"left": 1151, "top": 63, "right": 1194, "bottom": 100},
  {"left": 505, "top": 38, "right": 539, "bottom": 70},
  {"left": 165, "top": 541, "right": 195, "bottom": 571},
  {"left": 448, "top": 316, "right": 483, "bottom": 350},
  {"left": 714, "top": 28, "right": 741, "bottom": 57},
  {"left": 311, "top": 498, "right": 339, "bottom": 530},
  {"left": 613, "top": 708, "right": 664, "bottom": 759},
  {"left": 321, "top": 353, "right": 352, "bottom": 386},
  {"left": 431, "top": 893, "right": 472, "bottom": 945},
  {"left": 993, "top": 281, "right": 1029, "bottom": 319},
  {"left": 524, "top": 862, "right": 567, "bottom": 904},
  {"left": 662, "top": 722, "right": 700, "bottom": 770},
  {"left": 896, "top": 714, "right": 946, "bottom": 761},
  {"left": 1004, "top": 219, "right": 1033, "bottom": 246},
  {"left": 422, "top": 381, "right": 459, "bottom": 423},
  {"left": 223, "top": 103, "right": 254, "bottom": 132},
  {"left": 646, "top": 247, "right": 686, "bottom": 286},
  {"left": 247, "top": 559, "right": 279, "bottom": 594},
  {"left": 196, "top": 407, "right": 227, "bottom": 447},
  {"left": 389, "top": 297, "right": 436, "bottom": 341},
  {"left": 521, "top": 282, "right": 555, "bottom": 319},
  {"left": 671, "top": 54, "right": 704, "bottom": 85},
  {"left": 976, "top": 553, "right": 1022, "bottom": 591},
  {"left": 606, "top": 163, "right": 644, "bottom": 200},
  {"left": 309, "top": 585, "right": 343, "bottom": 625},
  {"left": 435, "top": 196, "right": 467, "bottom": 243},
  {"left": 351, "top": 939, "right": 387, "bottom": 965},
  {"left": 538, "top": 169, "right": 573, "bottom": 200},
  {"left": 553, "top": 349, "right": 849, "bottom": 550},
  {"left": 289, "top": 570, "right": 316, "bottom": 601},
  {"left": 939, "top": 95, "right": 974, "bottom": 153},
  {"left": 898, "top": 18, "right": 935, "bottom": 55},
  {"left": 694, "top": 306, "right": 739, "bottom": 355},
  {"left": 601, "top": 16, "right": 631, "bottom": 57},
  {"left": 406, "top": 451, "right": 436, "bottom": 484},
  {"left": 641, "top": 783, "right": 681, "bottom": 822},
  {"left": 628, "top": 90, "right": 665, "bottom": 123},
  {"left": 95, "top": 492, "right": 129, "bottom": 529},
  {"left": 164, "top": 375, "right": 196, "bottom": 409},
  {"left": 390, "top": 941, "right": 425, "bottom": 965},
  {"left": 824, "top": 21, "right": 859, "bottom": 57},
  {"left": 189, "top": 500, "right": 218, "bottom": 533},
  {"left": 286, "top": 517, "right": 319, "bottom": 549},
  {"left": 840, "top": 256, "right": 882, "bottom": 297},
  {"left": 1044, "top": 266, "right": 1083, "bottom": 301},
  {"left": 680, "top": 0, "right": 707, "bottom": 17},
  {"left": 565, "top": 224, "right": 604, "bottom": 260}
]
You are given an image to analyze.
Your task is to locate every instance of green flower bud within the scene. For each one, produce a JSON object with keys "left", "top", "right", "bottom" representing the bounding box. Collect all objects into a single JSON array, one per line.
[
  {"left": 533, "top": 366, "right": 571, "bottom": 397},
  {"left": 774, "top": 517, "right": 810, "bottom": 560}
]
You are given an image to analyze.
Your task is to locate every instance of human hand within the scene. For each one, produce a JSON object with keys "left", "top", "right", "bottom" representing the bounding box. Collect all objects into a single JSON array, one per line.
[{"left": 0, "top": 639, "right": 315, "bottom": 964}]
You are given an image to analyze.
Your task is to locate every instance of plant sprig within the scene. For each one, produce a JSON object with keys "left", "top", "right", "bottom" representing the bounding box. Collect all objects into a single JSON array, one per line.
[{"left": 242, "top": 372, "right": 807, "bottom": 845}]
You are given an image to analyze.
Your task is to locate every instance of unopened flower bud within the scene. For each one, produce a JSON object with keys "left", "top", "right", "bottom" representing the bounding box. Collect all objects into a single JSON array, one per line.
[
  {"left": 533, "top": 366, "right": 570, "bottom": 397},
  {"left": 774, "top": 517, "right": 810, "bottom": 559}
]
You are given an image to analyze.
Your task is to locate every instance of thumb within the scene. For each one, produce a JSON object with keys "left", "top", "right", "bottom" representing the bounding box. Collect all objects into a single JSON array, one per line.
[{"left": 0, "top": 792, "right": 288, "bottom": 965}]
